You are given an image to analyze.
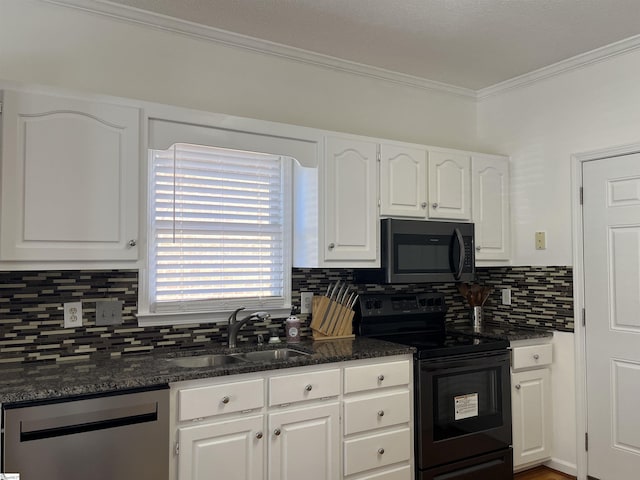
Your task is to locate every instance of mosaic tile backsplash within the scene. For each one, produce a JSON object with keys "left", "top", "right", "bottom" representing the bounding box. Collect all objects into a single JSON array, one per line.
[{"left": 0, "top": 266, "right": 573, "bottom": 363}]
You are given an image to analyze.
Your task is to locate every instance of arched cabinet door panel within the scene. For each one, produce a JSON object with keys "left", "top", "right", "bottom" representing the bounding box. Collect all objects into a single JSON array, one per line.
[{"left": 0, "top": 90, "right": 139, "bottom": 262}]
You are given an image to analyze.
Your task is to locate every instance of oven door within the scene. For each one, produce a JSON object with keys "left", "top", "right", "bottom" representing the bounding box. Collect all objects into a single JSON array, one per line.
[{"left": 416, "top": 350, "right": 511, "bottom": 470}]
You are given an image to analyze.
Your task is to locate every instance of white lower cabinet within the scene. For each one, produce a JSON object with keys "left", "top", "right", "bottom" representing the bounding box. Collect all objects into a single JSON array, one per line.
[
  {"left": 170, "top": 355, "right": 413, "bottom": 480},
  {"left": 177, "top": 415, "right": 264, "bottom": 480},
  {"left": 511, "top": 342, "right": 553, "bottom": 471},
  {"left": 268, "top": 403, "right": 340, "bottom": 480}
]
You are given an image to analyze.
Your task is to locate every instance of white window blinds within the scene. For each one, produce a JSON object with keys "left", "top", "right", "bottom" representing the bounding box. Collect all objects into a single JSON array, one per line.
[{"left": 148, "top": 143, "right": 291, "bottom": 314}]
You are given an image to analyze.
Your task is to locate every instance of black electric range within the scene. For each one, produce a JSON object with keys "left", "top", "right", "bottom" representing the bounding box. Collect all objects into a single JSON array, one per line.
[{"left": 355, "top": 292, "right": 513, "bottom": 480}]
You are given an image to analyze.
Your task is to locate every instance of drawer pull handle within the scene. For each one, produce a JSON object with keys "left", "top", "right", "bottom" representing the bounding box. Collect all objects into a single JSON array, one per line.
[
  {"left": 256, "top": 432, "right": 263, "bottom": 439},
  {"left": 274, "top": 428, "right": 281, "bottom": 436},
  {"left": 533, "top": 354, "right": 540, "bottom": 360},
  {"left": 378, "top": 448, "right": 385, "bottom": 455},
  {"left": 305, "top": 384, "right": 313, "bottom": 392},
  {"left": 377, "top": 410, "right": 385, "bottom": 417},
  {"left": 515, "top": 384, "right": 521, "bottom": 390},
  {"left": 221, "top": 396, "right": 230, "bottom": 404},
  {"left": 378, "top": 374, "right": 385, "bottom": 382}
]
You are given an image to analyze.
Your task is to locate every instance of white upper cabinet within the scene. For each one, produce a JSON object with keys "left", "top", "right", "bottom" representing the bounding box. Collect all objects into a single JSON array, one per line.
[
  {"left": 379, "top": 144, "right": 428, "bottom": 218},
  {"left": 323, "top": 136, "right": 378, "bottom": 263},
  {"left": 427, "top": 150, "right": 471, "bottom": 220},
  {"left": 0, "top": 90, "right": 140, "bottom": 263},
  {"left": 472, "top": 154, "right": 510, "bottom": 261}
]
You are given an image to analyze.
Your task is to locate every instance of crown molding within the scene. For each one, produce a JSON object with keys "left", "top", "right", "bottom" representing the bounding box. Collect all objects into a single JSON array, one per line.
[
  {"left": 35, "top": 0, "right": 640, "bottom": 101},
  {"left": 477, "top": 34, "right": 640, "bottom": 100},
  {"left": 38, "top": 0, "right": 477, "bottom": 99}
]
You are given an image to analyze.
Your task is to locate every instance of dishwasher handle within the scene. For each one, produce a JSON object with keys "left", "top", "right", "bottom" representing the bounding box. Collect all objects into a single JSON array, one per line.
[{"left": 20, "top": 401, "right": 159, "bottom": 442}]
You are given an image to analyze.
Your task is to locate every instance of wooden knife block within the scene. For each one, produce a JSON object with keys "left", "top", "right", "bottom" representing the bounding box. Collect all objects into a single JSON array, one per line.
[{"left": 309, "top": 295, "right": 355, "bottom": 341}]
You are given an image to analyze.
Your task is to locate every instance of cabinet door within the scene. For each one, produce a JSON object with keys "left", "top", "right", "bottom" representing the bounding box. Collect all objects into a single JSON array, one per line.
[
  {"left": 427, "top": 151, "right": 471, "bottom": 220},
  {"left": 268, "top": 402, "right": 340, "bottom": 480},
  {"left": 178, "top": 415, "right": 264, "bottom": 480},
  {"left": 512, "top": 368, "right": 552, "bottom": 468},
  {"left": 379, "top": 144, "right": 427, "bottom": 218},
  {"left": 0, "top": 90, "right": 139, "bottom": 262},
  {"left": 324, "top": 136, "right": 378, "bottom": 262},
  {"left": 472, "top": 155, "right": 510, "bottom": 261}
]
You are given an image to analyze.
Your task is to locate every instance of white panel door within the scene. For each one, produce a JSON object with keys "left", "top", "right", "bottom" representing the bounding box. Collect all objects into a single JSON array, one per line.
[
  {"left": 427, "top": 150, "right": 471, "bottom": 220},
  {"left": 511, "top": 368, "right": 552, "bottom": 467},
  {"left": 379, "top": 144, "right": 427, "bottom": 218},
  {"left": 584, "top": 153, "right": 640, "bottom": 480},
  {"left": 472, "top": 155, "right": 510, "bottom": 261},
  {"left": 0, "top": 90, "right": 139, "bottom": 261},
  {"left": 178, "top": 415, "right": 264, "bottom": 480},
  {"left": 268, "top": 402, "right": 339, "bottom": 480},
  {"left": 324, "top": 136, "right": 378, "bottom": 262}
]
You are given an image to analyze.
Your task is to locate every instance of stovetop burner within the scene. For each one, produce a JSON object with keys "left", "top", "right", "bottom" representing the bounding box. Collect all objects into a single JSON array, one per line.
[{"left": 355, "top": 292, "right": 508, "bottom": 358}]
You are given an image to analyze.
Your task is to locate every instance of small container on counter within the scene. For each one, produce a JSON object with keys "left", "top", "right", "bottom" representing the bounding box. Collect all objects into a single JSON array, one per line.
[{"left": 285, "top": 315, "right": 301, "bottom": 343}]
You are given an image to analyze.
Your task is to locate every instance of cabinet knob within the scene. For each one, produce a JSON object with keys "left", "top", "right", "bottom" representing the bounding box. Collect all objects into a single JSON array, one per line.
[
  {"left": 255, "top": 432, "right": 263, "bottom": 439},
  {"left": 421, "top": 202, "right": 427, "bottom": 209},
  {"left": 515, "top": 384, "right": 521, "bottom": 390},
  {"left": 221, "top": 396, "right": 230, "bottom": 404},
  {"left": 377, "top": 374, "right": 385, "bottom": 382},
  {"left": 533, "top": 354, "right": 540, "bottom": 360},
  {"left": 274, "top": 428, "right": 281, "bottom": 436},
  {"left": 305, "top": 384, "right": 313, "bottom": 392},
  {"left": 378, "top": 448, "right": 385, "bottom": 455},
  {"left": 328, "top": 243, "right": 335, "bottom": 250},
  {"left": 432, "top": 203, "right": 439, "bottom": 209},
  {"left": 127, "top": 239, "right": 137, "bottom": 248},
  {"left": 377, "top": 410, "right": 385, "bottom": 417},
  {"left": 476, "top": 246, "right": 482, "bottom": 251}
]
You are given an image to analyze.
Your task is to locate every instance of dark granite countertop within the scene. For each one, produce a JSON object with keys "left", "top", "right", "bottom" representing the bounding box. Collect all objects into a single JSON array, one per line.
[
  {"left": 450, "top": 321, "right": 554, "bottom": 342},
  {"left": 0, "top": 337, "right": 414, "bottom": 405}
]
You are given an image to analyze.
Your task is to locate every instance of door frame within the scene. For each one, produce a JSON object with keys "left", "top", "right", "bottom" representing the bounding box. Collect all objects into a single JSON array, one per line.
[{"left": 571, "top": 141, "right": 640, "bottom": 480}]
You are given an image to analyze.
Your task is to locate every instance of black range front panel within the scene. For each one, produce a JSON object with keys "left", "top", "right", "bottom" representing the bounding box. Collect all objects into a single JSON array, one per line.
[
  {"left": 418, "top": 448, "right": 513, "bottom": 480},
  {"left": 416, "top": 350, "right": 512, "bottom": 478}
]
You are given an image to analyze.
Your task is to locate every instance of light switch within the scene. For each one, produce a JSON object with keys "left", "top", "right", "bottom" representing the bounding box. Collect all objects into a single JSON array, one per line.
[
  {"left": 96, "top": 300, "right": 123, "bottom": 326},
  {"left": 535, "top": 231, "right": 546, "bottom": 250}
]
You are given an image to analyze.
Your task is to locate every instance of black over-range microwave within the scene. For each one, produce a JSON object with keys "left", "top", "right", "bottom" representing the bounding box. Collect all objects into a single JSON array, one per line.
[{"left": 355, "top": 218, "right": 475, "bottom": 284}]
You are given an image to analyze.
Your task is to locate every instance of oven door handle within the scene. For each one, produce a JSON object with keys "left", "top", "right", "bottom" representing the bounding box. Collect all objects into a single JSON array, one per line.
[{"left": 452, "top": 227, "right": 465, "bottom": 281}]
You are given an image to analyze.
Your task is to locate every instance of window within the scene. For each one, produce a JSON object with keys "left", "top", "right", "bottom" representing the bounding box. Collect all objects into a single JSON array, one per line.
[{"left": 142, "top": 143, "right": 292, "bottom": 324}]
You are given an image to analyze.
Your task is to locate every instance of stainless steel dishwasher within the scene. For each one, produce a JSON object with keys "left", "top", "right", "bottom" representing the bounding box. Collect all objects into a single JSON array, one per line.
[{"left": 2, "top": 386, "right": 169, "bottom": 480}]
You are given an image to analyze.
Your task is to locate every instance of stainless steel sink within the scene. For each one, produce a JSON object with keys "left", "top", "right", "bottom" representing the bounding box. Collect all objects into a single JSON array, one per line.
[
  {"left": 166, "top": 354, "right": 245, "bottom": 368},
  {"left": 230, "top": 348, "right": 309, "bottom": 362}
]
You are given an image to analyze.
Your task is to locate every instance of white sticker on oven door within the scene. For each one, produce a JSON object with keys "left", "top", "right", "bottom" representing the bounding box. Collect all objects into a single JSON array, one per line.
[{"left": 454, "top": 393, "right": 478, "bottom": 420}]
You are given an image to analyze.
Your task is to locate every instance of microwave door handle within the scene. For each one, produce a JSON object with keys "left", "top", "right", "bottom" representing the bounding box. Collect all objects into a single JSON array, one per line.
[{"left": 453, "top": 227, "right": 465, "bottom": 280}]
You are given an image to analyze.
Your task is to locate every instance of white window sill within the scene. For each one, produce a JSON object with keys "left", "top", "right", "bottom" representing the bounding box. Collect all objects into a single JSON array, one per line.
[{"left": 136, "top": 307, "right": 292, "bottom": 327}]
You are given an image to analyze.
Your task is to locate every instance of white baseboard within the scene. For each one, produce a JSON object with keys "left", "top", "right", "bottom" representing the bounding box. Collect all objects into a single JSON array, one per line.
[{"left": 545, "top": 458, "right": 578, "bottom": 477}]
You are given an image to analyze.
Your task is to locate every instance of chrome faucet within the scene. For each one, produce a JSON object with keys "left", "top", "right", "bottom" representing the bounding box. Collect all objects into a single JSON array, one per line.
[{"left": 227, "top": 307, "right": 270, "bottom": 348}]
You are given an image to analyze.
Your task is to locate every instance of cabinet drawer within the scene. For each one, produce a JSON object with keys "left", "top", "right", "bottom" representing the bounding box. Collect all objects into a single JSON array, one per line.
[
  {"left": 352, "top": 465, "right": 412, "bottom": 480},
  {"left": 344, "top": 427, "right": 411, "bottom": 476},
  {"left": 512, "top": 343, "right": 553, "bottom": 370},
  {"left": 344, "top": 391, "right": 411, "bottom": 435},
  {"left": 344, "top": 360, "right": 411, "bottom": 394},
  {"left": 178, "top": 378, "right": 264, "bottom": 421},
  {"left": 269, "top": 368, "right": 340, "bottom": 406}
]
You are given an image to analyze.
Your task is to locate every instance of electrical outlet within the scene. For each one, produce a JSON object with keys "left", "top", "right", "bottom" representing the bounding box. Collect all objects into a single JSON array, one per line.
[
  {"left": 300, "top": 292, "right": 313, "bottom": 314},
  {"left": 64, "top": 302, "right": 83, "bottom": 328},
  {"left": 96, "top": 300, "right": 123, "bottom": 326},
  {"left": 535, "top": 231, "right": 546, "bottom": 250},
  {"left": 501, "top": 289, "right": 512, "bottom": 306}
]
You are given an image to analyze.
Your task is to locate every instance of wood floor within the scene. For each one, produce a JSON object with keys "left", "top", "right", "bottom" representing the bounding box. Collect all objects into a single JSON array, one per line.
[{"left": 514, "top": 466, "right": 576, "bottom": 480}]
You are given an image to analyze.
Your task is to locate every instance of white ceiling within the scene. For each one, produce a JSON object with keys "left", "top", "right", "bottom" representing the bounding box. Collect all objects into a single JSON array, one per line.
[{"left": 107, "top": 0, "right": 640, "bottom": 90}]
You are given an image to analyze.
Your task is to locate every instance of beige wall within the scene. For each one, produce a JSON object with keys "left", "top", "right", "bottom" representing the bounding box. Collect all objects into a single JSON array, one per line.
[{"left": 0, "top": 0, "right": 478, "bottom": 151}]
